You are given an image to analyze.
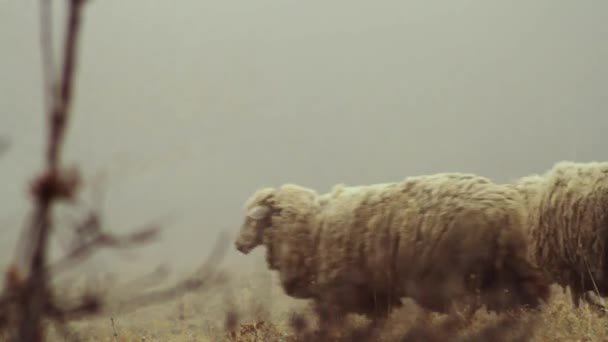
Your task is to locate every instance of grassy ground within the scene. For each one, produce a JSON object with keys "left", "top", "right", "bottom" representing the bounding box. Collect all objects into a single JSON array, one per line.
[{"left": 46, "top": 267, "right": 608, "bottom": 342}]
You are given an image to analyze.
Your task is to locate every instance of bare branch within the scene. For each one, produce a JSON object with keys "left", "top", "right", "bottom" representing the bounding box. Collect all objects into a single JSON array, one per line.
[
  {"left": 47, "top": 0, "right": 85, "bottom": 169},
  {"left": 39, "top": 0, "right": 55, "bottom": 115},
  {"left": 0, "top": 136, "right": 10, "bottom": 157},
  {"left": 14, "top": 0, "right": 87, "bottom": 340},
  {"left": 50, "top": 222, "right": 161, "bottom": 274},
  {"left": 0, "top": 1, "right": 231, "bottom": 340},
  {"left": 103, "top": 230, "right": 231, "bottom": 316}
]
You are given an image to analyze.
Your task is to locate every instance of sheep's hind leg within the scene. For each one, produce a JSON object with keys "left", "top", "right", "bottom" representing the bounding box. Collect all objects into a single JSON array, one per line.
[
  {"left": 584, "top": 292, "right": 608, "bottom": 316},
  {"left": 449, "top": 301, "right": 478, "bottom": 329}
]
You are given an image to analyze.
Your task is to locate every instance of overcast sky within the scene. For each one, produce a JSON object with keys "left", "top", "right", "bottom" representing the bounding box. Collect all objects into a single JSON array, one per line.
[{"left": 1, "top": 0, "right": 607, "bottom": 275}]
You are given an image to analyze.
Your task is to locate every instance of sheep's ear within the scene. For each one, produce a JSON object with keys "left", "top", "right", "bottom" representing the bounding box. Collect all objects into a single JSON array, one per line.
[{"left": 247, "top": 205, "right": 271, "bottom": 220}]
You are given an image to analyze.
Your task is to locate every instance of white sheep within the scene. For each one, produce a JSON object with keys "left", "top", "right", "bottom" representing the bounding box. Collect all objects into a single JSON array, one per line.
[
  {"left": 235, "top": 173, "right": 550, "bottom": 318},
  {"left": 508, "top": 160, "right": 608, "bottom": 308}
]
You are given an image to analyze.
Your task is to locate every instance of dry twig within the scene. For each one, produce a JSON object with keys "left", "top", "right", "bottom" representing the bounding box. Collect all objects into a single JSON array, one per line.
[{"left": 0, "top": 1, "right": 229, "bottom": 340}]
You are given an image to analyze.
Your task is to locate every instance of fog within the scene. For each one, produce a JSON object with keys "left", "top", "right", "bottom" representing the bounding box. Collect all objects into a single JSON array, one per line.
[{"left": 1, "top": 1, "right": 607, "bottom": 276}]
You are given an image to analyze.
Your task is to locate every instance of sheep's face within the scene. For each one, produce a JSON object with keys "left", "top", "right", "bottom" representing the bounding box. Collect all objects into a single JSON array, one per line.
[{"left": 235, "top": 205, "right": 272, "bottom": 254}]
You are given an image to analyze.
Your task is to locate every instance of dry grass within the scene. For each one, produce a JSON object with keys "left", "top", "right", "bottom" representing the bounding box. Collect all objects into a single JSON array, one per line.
[{"left": 42, "top": 266, "right": 608, "bottom": 342}]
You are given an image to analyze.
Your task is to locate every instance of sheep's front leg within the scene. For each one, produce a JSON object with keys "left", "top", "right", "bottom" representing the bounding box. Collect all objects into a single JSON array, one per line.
[{"left": 449, "top": 301, "right": 478, "bottom": 328}]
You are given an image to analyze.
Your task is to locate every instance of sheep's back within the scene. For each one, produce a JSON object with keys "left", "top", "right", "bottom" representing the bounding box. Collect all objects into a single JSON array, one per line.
[{"left": 314, "top": 173, "right": 527, "bottom": 304}]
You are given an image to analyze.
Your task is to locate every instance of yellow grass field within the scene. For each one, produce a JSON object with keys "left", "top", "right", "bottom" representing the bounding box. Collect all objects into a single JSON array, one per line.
[{"left": 45, "top": 265, "right": 608, "bottom": 342}]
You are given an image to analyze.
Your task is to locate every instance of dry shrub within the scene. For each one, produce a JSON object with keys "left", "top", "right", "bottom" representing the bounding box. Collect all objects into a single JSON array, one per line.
[
  {"left": 216, "top": 258, "right": 548, "bottom": 342},
  {"left": 222, "top": 304, "right": 539, "bottom": 342},
  {"left": 0, "top": 1, "right": 229, "bottom": 340},
  {"left": 43, "top": 265, "right": 608, "bottom": 341},
  {"left": 226, "top": 320, "right": 288, "bottom": 341}
]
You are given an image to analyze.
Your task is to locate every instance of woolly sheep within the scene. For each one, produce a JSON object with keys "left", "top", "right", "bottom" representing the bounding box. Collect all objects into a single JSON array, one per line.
[
  {"left": 508, "top": 160, "right": 608, "bottom": 308},
  {"left": 234, "top": 173, "right": 550, "bottom": 318}
]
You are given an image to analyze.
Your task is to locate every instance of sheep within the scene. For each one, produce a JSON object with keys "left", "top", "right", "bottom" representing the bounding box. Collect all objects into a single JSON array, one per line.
[
  {"left": 234, "top": 173, "right": 550, "bottom": 320},
  {"left": 508, "top": 160, "right": 608, "bottom": 309}
]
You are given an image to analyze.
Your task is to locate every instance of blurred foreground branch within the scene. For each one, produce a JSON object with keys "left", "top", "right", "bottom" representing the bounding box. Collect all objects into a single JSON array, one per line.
[
  {"left": 0, "top": 136, "right": 9, "bottom": 157},
  {"left": 101, "top": 231, "right": 231, "bottom": 317},
  {"left": 0, "top": 1, "right": 228, "bottom": 341}
]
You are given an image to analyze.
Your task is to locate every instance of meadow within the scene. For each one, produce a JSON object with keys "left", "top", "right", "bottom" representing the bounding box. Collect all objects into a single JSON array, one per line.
[{"left": 46, "top": 263, "right": 608, "bottom": 342}]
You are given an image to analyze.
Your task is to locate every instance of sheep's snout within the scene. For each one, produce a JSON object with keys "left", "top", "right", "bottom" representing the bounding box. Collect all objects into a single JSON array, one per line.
[{"left": 234, "top": 240, "right": 252, "bottom": 254}]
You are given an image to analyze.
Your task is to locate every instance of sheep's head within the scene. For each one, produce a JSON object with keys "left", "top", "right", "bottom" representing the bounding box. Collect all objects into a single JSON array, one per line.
[{"left": 235, "top": 188, "right": 276, "bottom": 254}]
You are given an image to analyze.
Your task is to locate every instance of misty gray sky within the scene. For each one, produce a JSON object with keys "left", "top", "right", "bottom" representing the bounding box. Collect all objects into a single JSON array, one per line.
[{"left": 1, "top": 1, "right": 607, "bottom": 274}]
